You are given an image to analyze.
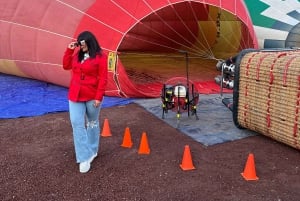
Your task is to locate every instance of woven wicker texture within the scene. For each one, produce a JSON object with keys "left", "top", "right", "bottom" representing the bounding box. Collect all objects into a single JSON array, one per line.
[{"left": 236, "top": 49, "right": 300, "bottom": 150}]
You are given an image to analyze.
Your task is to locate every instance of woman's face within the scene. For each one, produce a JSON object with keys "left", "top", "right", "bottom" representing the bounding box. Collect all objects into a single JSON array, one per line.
[{"left": 78, "top": 40, "right": 88, "bottom": 52}]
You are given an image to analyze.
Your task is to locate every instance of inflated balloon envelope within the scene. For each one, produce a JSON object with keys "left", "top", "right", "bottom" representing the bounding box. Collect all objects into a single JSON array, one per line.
[
  {"left": 7, "top": 0, "right": 300, "bottom": 99},
  {"left": 232, "top": 48, "right": 300, "bottom": 150},
  {"left": 0, "top": 0, "right": 257, "bottom": 98}
]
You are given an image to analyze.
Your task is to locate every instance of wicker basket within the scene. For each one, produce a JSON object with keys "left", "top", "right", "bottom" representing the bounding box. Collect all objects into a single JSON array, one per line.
[{"left": 233, "top": 49, "right": 300, "bottom": 150}]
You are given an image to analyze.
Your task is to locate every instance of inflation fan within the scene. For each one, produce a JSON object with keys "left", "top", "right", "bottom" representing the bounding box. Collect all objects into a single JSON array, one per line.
[{"left": 160, "top": 51, "right": 199, "bottom": 128}]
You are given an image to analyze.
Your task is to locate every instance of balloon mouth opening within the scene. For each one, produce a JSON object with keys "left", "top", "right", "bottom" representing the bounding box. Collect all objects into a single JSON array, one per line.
[{"left": 116, "top": 2, "right": 255, "bottom": 86}]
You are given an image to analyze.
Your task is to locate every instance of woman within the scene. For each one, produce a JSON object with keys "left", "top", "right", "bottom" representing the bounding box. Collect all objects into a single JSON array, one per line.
[{"left": 62, "top": 31, "right": 108, "bottom": 173}]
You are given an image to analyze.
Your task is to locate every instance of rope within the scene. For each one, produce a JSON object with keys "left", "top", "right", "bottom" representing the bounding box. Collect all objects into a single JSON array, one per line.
[
  {"left": 0, "top": 58, "right": 61, "bottom": 66},
  {"left": 166, "top": 0, "right": 204, "bottom": 53},
  {"left": 187, "top": 2, "right": 215, "bottom": 58},
  {"left": 0, "top": 19, "right": 73, "bottom": 40},
  {"left": 56, "top": 0, "right": 124, "bottom": 35}
]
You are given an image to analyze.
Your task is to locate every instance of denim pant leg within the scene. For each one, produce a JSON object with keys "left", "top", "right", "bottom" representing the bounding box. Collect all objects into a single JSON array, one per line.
[
  {"left": 85, "top": 100, "right": 101, "bottom": 155},
  {"left": 69, "top": 101, "right": 94, "bottom": 163}
]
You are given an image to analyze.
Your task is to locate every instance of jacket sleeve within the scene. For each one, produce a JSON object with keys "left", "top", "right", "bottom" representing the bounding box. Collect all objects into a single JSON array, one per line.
[
  {"left": 95, "top": 54, "right": 108, "bottom": 101},
  {"left": 62, "top": 48, "right": 75, "bottom": 70}
]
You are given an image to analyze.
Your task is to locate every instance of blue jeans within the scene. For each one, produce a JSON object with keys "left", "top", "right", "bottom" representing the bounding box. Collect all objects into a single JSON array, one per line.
[{"left": 69, "top": 100, "right": 102, "bottom": 163}]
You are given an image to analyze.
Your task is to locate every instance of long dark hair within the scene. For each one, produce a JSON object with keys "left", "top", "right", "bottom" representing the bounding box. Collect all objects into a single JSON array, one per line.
[{"left": 77, "top": 31, "right": 102, "bottom": 62}]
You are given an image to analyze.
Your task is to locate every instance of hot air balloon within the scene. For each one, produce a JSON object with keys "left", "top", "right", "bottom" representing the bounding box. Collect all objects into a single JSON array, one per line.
[
  {"left": 244, "top": 0, "right": 300, "bottom": 49},
  {"left": 0, "top": 0, "right": 258, "bottom": 98}
]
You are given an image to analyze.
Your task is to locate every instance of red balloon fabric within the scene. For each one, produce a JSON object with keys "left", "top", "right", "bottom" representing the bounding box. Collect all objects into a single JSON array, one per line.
[{"left": 0, "top": 0, "right": 257, "bottom": 97}]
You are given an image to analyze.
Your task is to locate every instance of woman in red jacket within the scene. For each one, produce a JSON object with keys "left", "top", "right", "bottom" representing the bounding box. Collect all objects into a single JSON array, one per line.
[{"left": 63, "top": 31, "right": 108, "bottom": 173}]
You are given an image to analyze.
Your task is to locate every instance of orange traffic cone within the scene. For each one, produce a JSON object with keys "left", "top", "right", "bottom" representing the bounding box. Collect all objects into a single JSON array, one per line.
[
  {"left": 180, "top": 145, "right": 195, "bottom": 171},
  {"left": 121, "top": 127, "right": 133, "bottom": 148},
  {"left": 101, "top": 118, "right": 112, "bottom": 137},
  {"left": 241, "top": 153, "right": 259, "bottom": 181},
  {"left": 138, "top": 132, "right": 150, "bottom": 154}
]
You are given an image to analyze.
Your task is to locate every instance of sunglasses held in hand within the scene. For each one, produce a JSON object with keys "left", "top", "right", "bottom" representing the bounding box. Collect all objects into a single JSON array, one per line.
[{"left": 75, "top": 40, "right": 86, "bottom": 47}]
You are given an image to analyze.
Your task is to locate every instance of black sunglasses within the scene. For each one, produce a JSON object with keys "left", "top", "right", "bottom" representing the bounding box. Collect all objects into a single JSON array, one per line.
[{"left": 75, "top": 40, "right": 86, "bottom": 47}]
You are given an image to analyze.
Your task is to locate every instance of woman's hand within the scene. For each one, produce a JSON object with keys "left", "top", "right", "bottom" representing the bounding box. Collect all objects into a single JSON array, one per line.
[
  {"left": 68, "top": 42, "right": 77, "bottom": 50},
  {"left": 94, "top": 100, "right": 101, "bottom": 108}
]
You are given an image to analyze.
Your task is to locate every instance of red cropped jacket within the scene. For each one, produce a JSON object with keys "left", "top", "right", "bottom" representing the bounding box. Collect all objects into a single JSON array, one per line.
[{"left": 62, "top": 48, "right": 108, "bottom": 102}]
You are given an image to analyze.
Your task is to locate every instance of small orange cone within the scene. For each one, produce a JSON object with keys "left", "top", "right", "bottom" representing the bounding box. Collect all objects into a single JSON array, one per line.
[
  {"left": 180, "top": 145, "right": 195, "bottom": 171},
  {"left": 101, "top": 118, "right": 112, "bottom": 137},
  {"left": 121, "top": 127, "right": 133, "bottom": 148},
  {"left": 138, "top": 132, "right": 150, "bottom": 154},
  {"left": 241, "top": 153, "right": 259, "bottom": 181}
]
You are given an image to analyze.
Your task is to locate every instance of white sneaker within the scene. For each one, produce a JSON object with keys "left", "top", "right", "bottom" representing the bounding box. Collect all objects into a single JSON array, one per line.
[
  {"left": 79, "top": 153, "right": 98, "bottom": 173},
  {"left": 79, "top": 161, "right": 91, "bottom": 173}
]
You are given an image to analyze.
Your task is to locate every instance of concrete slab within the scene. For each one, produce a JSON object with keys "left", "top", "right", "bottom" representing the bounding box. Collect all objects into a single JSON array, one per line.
[{"left": 134, "top": 94, "right": 257, "bottom": 146}]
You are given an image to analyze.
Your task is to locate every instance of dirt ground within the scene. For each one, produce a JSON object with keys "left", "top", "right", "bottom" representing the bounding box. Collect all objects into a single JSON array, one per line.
[{"left": 1, "top": 103, "right": 300, "bottom": 201}]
